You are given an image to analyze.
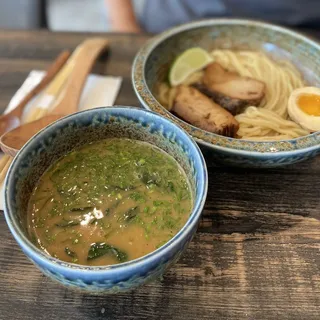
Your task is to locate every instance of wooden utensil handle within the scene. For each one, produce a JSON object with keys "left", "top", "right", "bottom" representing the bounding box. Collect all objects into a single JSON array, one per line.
[
  {"left": 8, "top": 51, "right": 71, "bottom": 119},
  {"left": 51, "top": 38, "right": 109, "bottom": 116}
]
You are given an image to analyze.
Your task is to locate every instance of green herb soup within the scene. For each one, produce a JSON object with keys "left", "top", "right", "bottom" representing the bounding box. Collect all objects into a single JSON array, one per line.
[{"left": 27, "top": 138, "right": 192, "bottom": 266}]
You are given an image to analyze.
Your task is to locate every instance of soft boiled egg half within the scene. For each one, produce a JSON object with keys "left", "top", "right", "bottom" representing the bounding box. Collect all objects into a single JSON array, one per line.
[{"left": 288, "top": 87, "right": 320, "bottom": 132}]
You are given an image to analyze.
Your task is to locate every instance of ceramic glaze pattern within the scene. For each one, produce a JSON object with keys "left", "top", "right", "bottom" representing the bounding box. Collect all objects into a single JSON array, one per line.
[
  {"left": 4, "top": 107, "right": 207, "bottom": 293},
  {"left": 207, "top": 147, "right": 320, "bottom": 167},
  {"left": 39, "top": 236, "right": 192, "bottom": 293},
  {"left": 132, "top": 19, "right": 320, "bottom": 167}
]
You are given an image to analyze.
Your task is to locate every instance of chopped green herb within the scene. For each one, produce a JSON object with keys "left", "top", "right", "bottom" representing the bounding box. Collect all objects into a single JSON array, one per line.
[
  {"left": 30, "top": 232, "right": 38, "bottom": 246},
  {"left": 65, "top": 247, "right": 77, "bottom": 258},
  {"left": 153, "top": 200, "right": 170, "bottom": 207},
  {"left": 55, "top": 219, "right": 80, "bottom": 227},
  {"left": 167, "top": 181, "right": 175, "bottom": 193},
  {"left": 70, "top": 206, "right": 94, "bottom": 212},
  {"left": 109, "top": 185, "right": 136, "bottom": 191},
  {"left": 87, "top": 242, "right": 128, "bottom": 262},
  {"left": 110, "top": 200, "right": 121, "bottom": 210},
  {"left": 34, "top": 217, "right": 45, "bottom": 228},
  {"left": 45, "top": 233, "right": 56, "bottom": 243},
  {"left": 162, "top": 216, "right": 180, "bottom": 229},
  {"left": 130, "top": 192, "right": 145, "bottom": 203},
  {"left": 90, "top": 218, "right": 98, "bottom": 225},
  {"left": 119, "top": 206, "right": 139, "bottom": 222},
  {"left": 137, "top": 158, "right": 146, "bottom": 166},
  {"left": 156, "top": 240, "right": 168, "bottom": 249},
  {"left": 139, "top": 171, "right": 161, "bottom": 186},
  {"left": 33, "top": 194, "right": 53, "bottom": 202},
  {"left": 38, "top": 197, "right": 53, "bottom": 211}
]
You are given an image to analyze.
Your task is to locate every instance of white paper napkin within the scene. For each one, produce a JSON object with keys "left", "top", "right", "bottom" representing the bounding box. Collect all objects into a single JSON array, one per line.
[{"left": 0, "top": 70, "right": 122, "bottom": 210}]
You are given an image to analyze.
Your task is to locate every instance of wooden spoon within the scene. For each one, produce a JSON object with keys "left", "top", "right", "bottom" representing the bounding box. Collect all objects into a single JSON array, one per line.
[
  {"left": 0, "top": 50, "right": 71, "bottom": 136},
  {"left": 0, "top": 38, "right": 109, "bottom": 157}
]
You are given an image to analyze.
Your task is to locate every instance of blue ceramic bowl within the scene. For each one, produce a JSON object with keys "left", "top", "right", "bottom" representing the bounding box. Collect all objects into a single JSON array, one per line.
[
  {"left": 4, "top": 107, "right": 208, "bottom": 293},
  {"left": 132, "top": 19, "right": 320, "bottom": 167}
]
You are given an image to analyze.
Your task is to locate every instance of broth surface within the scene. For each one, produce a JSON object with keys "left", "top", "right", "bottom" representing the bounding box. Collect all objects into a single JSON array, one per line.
[{"left": 27, "top": 138, "right": 192, "bottom": 266}]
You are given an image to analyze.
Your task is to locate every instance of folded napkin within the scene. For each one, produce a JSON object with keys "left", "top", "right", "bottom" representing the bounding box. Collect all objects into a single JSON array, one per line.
[{"left": 0, "top": 71, "right": 122, "bottom": 210}]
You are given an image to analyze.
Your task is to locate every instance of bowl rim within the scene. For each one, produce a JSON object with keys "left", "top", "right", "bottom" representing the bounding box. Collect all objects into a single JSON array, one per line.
[
  {"left": 4, "top": 106, "right": 208, "bottom": 275},
  {"left": 132, "top": 18, "right": 320, "bottom": 154}
]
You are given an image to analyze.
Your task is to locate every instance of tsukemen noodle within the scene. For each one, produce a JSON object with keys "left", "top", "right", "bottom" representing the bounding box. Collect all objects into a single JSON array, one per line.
[{"left": 158, "top": 48, "right": 320, "bottom": 140}]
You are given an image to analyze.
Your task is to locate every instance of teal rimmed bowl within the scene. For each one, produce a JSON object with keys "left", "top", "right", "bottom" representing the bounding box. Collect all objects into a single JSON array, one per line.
[
  {"left": 4, "top": 107, "right": 208, "bottom": 293},
  {"left": 132, "top": 18, "right": 320, "bottom": 167}
]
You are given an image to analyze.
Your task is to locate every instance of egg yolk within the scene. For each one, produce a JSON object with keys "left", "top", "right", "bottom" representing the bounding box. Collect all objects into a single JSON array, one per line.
[{"left": 297, "top": 94, "right": 320, "bottom": 116}]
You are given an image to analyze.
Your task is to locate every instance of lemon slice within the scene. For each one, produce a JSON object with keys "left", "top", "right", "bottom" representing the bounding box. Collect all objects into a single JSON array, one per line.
[{"left": 169, "top": 47, "right": 213, "bottom": 86}]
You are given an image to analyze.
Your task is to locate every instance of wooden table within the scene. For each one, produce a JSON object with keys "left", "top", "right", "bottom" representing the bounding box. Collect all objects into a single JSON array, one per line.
[{"left": 0, "top": 30, "right": 319, "bottom": 320}]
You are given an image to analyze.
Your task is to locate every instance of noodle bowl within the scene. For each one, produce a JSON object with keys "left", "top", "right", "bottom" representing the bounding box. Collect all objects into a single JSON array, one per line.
[{"left": 132, "top": 19, "right": 320, "bottom": 167}]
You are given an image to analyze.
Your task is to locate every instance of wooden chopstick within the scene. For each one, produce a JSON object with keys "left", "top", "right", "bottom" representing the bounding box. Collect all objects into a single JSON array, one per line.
[
  {"left": 24, "top": 55, "right": 75, "bottom": 123},
  {"left": 0, "top": 154, "right": 10, "bottom": 173},
  {"left": 0, "top": 156, "right": 12, "bottom": 181},
  {"left": 6, "top": 50, "right": 71, "bottom": 120},
  {"left": 0, "top": 50, "right": 71, "bottom": 184}
]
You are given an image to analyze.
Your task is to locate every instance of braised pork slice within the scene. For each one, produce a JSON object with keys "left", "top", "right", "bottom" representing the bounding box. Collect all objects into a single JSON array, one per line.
[
  {"left": 195, "top": 62, "right": 265, "bottom": 115},
  {"left": 172, "top": 85, "right": 239, "bottom": 137}
]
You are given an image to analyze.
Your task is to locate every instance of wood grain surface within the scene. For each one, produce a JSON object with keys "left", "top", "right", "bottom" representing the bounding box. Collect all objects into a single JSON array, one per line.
[{"left": 0, "top": 30, "right": 319, "bottom": 320}]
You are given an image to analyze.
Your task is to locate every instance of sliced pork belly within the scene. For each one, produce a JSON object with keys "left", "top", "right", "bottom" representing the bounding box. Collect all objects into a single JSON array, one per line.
[
  {"left": 172, "top": 85, "right": 239, "bottom": 137},
  {"left": 195, "top": 62, "right": 265, "bottom": 115}
]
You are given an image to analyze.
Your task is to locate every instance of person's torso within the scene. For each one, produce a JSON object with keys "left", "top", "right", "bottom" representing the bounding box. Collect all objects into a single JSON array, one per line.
[{"left": 140, "top": 0, "right": 320, "bottom": 33}]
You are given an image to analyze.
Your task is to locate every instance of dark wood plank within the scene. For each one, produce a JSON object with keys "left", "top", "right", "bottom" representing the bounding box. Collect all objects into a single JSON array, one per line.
[
  {"left": 0, "top": 29, "right": 319, "bottom": 320},
  {"left": 1, "top": 219, "right": 320, "bottom": 320}
]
